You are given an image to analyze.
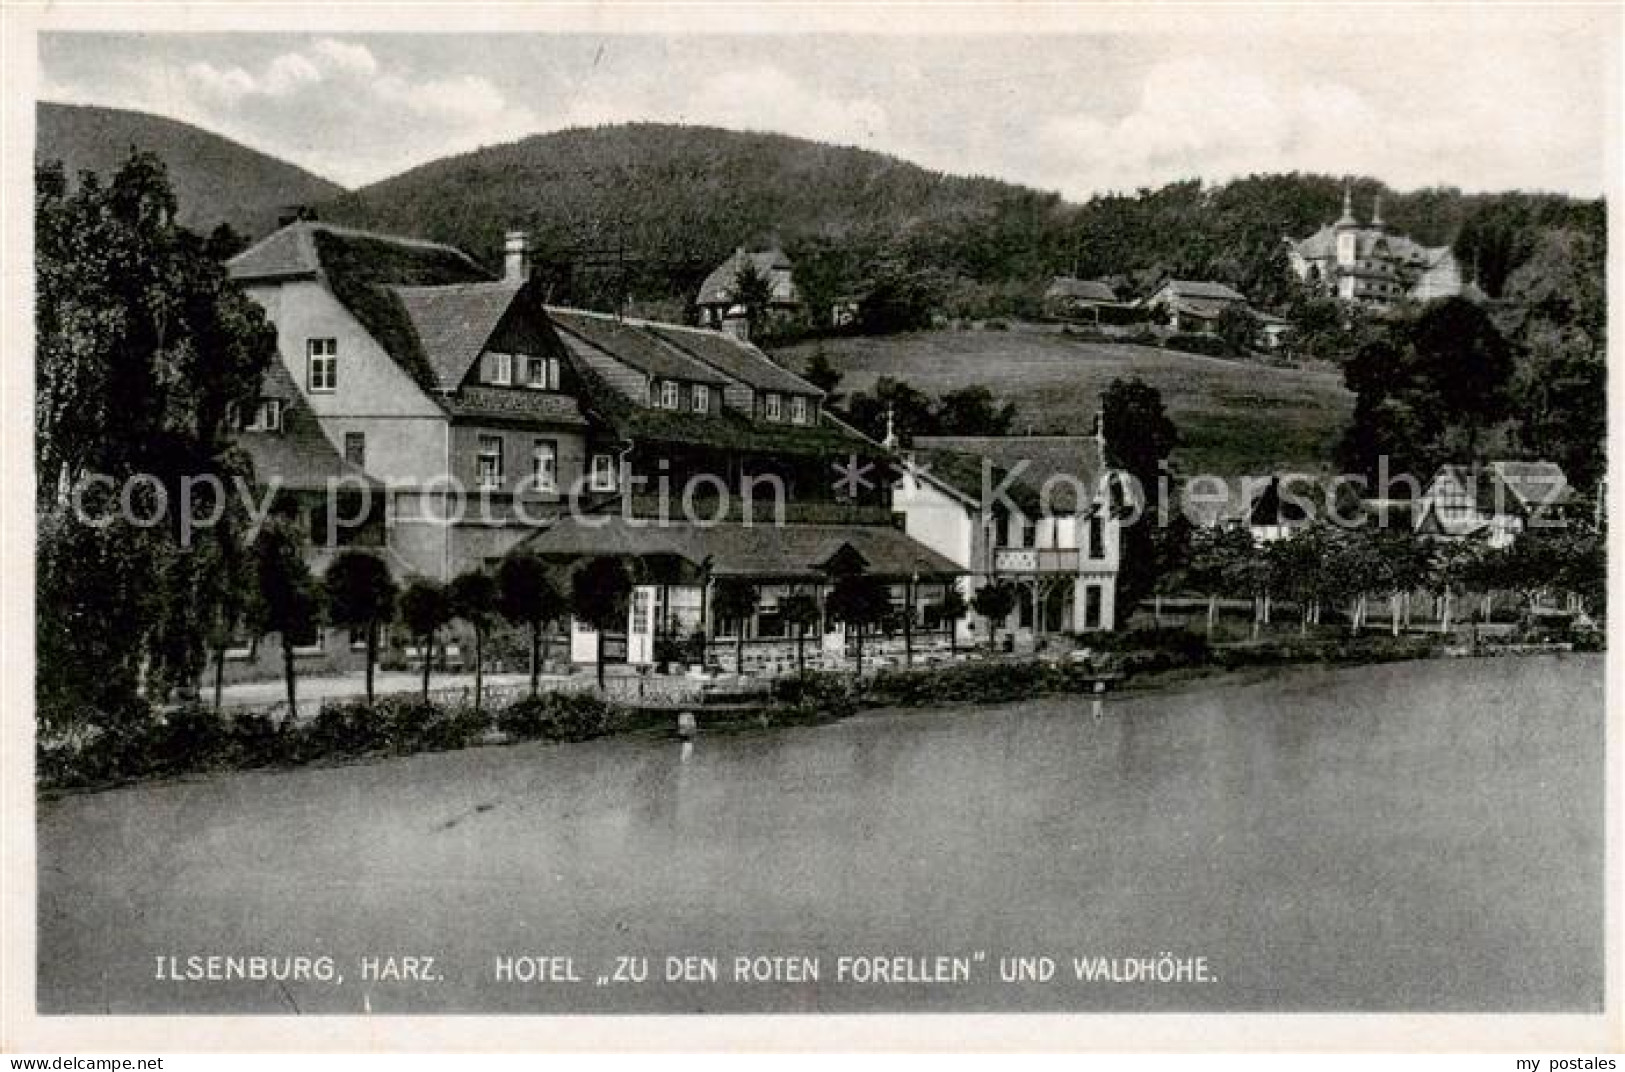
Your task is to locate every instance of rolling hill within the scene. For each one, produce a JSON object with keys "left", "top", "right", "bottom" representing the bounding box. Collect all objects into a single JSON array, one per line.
[
  {"left": 35, "top": 102, "right": 346, "bottom": 238},
  {"left": 319, "top": 122, "right": 1072, "bottom": 310},
  {"left": 771, "top": 326, "right": 1355, "bottom": 478}
]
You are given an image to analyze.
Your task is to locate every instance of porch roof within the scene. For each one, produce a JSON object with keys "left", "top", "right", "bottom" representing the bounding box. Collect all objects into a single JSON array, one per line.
[{"left": 516, "top": 517, "right": 964, "bottom": 580}]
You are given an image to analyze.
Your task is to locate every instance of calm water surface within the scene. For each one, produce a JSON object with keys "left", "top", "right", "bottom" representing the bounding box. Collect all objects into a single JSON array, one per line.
[{"left": 38, "top": 655, "right": 1603, "bottom": 1013}]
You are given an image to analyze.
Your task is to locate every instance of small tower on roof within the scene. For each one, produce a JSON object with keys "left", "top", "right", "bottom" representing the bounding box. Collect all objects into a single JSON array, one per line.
[{"left": 1335, "top": 183, "right": 1358, "bottom": 228}]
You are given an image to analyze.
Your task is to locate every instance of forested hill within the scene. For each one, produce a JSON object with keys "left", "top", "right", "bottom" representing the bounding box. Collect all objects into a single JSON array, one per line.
[
  {"left": 35, "top": 102, "right": 346, "bottom": 237},
  {"left": 324, "top": 122, "right": 1604, "bottom": 322},
  {"left": 318, "top": 122, "right": 1074, "bottom": 313}
]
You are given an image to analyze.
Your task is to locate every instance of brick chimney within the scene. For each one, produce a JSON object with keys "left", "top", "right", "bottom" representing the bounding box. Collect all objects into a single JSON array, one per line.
[{"left": 504, "top": 230, "right": 529, "bottom": 283}]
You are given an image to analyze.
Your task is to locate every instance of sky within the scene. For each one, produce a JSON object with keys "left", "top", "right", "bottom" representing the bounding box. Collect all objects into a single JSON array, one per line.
[{"left": 38, "top": 26, "right": 1617, "bottom": 198}]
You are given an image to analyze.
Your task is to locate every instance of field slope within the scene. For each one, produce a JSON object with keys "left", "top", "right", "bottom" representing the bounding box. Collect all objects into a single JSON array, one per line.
[{"left": 772, "top": 326, "right": 1353, "bottom": 477}]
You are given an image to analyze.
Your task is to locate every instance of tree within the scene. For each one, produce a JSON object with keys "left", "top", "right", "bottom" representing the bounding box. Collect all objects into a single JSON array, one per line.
[
  {"left": 778, "top": 592, "right": 822, "bottom": 677},
  {"left": 731, "top": 260, "right": 775, "bottom": 339},
  {"left": 399, "top": 579, "right": 452, "bottom": 699},
  {"left": 1186, "top": 524, "right": 1252, "bottom": 639},
  {"left": 936, "top": 385, "right": 1018, "bottom": 437},
  {"left": 251, "top": 516, "right": 321, "bottom": 719},
  {"left": 971, "top": 581, "right": 1019, "bottom": 653},
  {"left": 496, "top": 553, "right": 567, "bottom": 697},
  {"left": 571, "top": 557, "right": 632, "bottom": 690},
  {"left": 711, "top": 578, "right": 761, "bottom": 676},
  {"left": 1215, "top": 303, "right": 1260, "bottom": 357},
  {"left": 936, "top": 587, "right": 968, "bottom": 655},
  {"left": 35, "top": 153, "right": 275, "bottom": 729},
  {"left": 450, "top": 570, "right": 499, "bottom": 712},
  {"left": 824, "top": 570, "right": 891, "bottom": 675},
  {"left": 802, "top": 349, "right": 843, "bottom": 396},
  {"left": 323, "top": 550, "right": 399, "bottom": 706},
  {"left": 1100, "top": 378, "right": 1179, "bottom": 616}
]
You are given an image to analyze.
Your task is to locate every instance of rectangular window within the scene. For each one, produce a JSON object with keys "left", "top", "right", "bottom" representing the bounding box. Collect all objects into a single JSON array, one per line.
[
  {"left": 307, "top": 338, "right": 337, "bottom": 392},
  {"left": 764, "top": 392, "right": 782, "bottom": 421},
  {"left": 1085, "top": 584, "right": 1103, "bottom": 630},
  {"left": 489, "top": 351, "right": 513, "bottom": 386},
  {"left": 526, "top": 354, "right": 559, "bottom": 390},
  {"left": 661, "top": 380, "right": 680, "bottom": 410},
  {"left": 590, "top": 453, "right": 617, "bottom": 492},
  {"left": 790, "top": 396, "right": 809, "bottom": 424},
  {"left": 532, "top": 439, "right": 557, "bottom": 492},
  {"left": 1088, "top": 516, "right": 1105, "bottom": 559},
  {"left": 344, "top": 432, "right": 366, "bottom": 468},
  {"left": 246, "top": 399, "right": 282, "bottom": 432},
  {"left": 692, "top": 384, "right": 710, "bottom": 413},
  {"left": 477, "top": 434, "right": 504, "bottom": 490}
]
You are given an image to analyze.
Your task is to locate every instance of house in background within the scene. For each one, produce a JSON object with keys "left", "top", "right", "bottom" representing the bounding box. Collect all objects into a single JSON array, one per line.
[
  {"left": 1285, "top": 188, "right": 1464, "bottom": 309},
  {"left": 1043, "top": 276, "right": 1119, "bottom": 321},
  {"left": 695, "top": 246, "right": 801, "bottom": 337},
  {"left": 893, "top": 431, "right": 1123, "bottom": 646},
  {"left": 1415, "top": 461, "right": 1574, "bottom": 548},
  {"left": 1140, "top": 279, "right": 1250, "bottom": 334}
]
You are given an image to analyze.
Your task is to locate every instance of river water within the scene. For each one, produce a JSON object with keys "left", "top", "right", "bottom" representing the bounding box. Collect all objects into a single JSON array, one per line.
[{"left": 37, "top": 654, "right": 1603, "bottom": 1013}]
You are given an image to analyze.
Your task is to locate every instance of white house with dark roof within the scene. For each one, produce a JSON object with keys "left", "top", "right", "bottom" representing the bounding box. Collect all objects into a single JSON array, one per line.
[
  {"left": 1286, "top": 188, "right": 1464, "bottom": 308},
  {"left": 893, "top": 433, "right": 1124, "bottom": 643},
  {"left": 227, "top": 221, "right": 596, "bottom": 580},
  {"left": 1415, "top": 461, "right": 1574, "bottom": 548},
  {"left": 228, "top": 220, "right": 960, "bottom": 677},
  {"left": 695, "top": 246, "right": 800, "bottom": 336}
]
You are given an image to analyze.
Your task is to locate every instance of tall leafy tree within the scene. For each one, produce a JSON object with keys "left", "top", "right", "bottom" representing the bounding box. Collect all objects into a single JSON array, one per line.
[
  {"left": 35, "top": 153, "right": 275, "bottom": 729},
  {"left": 1100, "top": 378, "right": 1179, "bottom": 616},
  {"left": 252, "top": 516, "right": 321, "bottom": 719},
  {"left": 778, "top": 592, "right": 822, "bottom": 677},
  {"left": 399, "top": 579, "right": 452, "bottom": 699},
  {"left": 324, "top": 551, "right": 398, "bottom": 706},
  {"left": 710, "top": 578, "right": 761, "bottom": 676},
  {"left": 971, "top": 581, "right": 1019, "bottom": 653},
  {"left": 571, "top": 557, "right": 633, "bottom": 690},
  {"left": 825, "top": 570, "right": 891, "bottom": 675},
  {"left": 450, "top": 570, "right": 499, "bottom": 712},
  {"left": 496, "top": 553, "right": 567, "bottom": 697}
]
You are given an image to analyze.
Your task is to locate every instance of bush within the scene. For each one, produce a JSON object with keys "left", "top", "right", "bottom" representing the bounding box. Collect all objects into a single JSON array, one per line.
[
  {"left": 305, "top": 701, "right": 390, "bottom": 758},
  {"left": 497, "top": 692, "right": 622, "bottom": 742},
  {"left": 378, "top": 697, "right": 491, "bottom": 753},
  {"left": 770, "top": 672, "right": 860, "bottom": 721},
  {"left": 1163, "top": 332, "right": 1231, "bottom": 358}
]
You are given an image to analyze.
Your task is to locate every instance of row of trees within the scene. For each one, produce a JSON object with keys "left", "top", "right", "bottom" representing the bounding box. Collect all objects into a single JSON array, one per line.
[{"left": 1158, "top": 521, "right": 1604, "bottom": 640}]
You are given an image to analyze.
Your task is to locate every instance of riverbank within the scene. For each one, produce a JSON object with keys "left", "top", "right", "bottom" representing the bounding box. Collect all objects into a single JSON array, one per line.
[
  {"left": 34, "top": 628, "right": 1591, "bottom": 796},
  {"left": 37, "top": 653, "right": 1603, "bottom": 1014}
]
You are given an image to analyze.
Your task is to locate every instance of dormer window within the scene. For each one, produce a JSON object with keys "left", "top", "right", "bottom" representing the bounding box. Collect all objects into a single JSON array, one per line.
[
  {"left": 764, "top": 392, "right": 782, "bottom": 421},
  {"left": 487, "top": 351, "right": 513, "bottom": 386},
  {"left": 790, "top": 396, "right": 808, "bottom": 425},
  {"left": 245, "top": 399, "right": 282, "bottom": 432},
  {"left": 692, "top": 384, "right": 710, "bottom": 413},
  {"left": 660, "top": 380, "right": 680, "bottom": 410},
  {"left": 526, "top": 354, "right": 560, "bottom": 391}
]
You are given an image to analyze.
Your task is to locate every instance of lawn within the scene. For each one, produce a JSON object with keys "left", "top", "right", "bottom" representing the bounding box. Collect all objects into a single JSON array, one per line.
[{"left": 770, "top": 326, "right": 1354, "bottom": 478}]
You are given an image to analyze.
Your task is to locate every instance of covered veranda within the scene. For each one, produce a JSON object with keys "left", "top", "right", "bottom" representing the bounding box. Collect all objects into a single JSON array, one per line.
[{"left": 516, "top": 516, "right": 966, "bottom": 674}]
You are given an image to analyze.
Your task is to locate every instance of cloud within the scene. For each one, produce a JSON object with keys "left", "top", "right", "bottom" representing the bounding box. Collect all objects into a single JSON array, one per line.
[
  {"left": 86, "top": 38, "right": 540, "bottom": 186},
  {"left": 1032, "top": 48, "right": 1604, "bottom": 198}
]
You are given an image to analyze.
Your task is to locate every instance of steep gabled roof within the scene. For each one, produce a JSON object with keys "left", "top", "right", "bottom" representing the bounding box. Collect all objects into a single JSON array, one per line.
[
  {"left": 1046, "top": 277, "right": 1117, "bottom": 303},
  {"left": 549, "top": 308, "right": 731, "bottom": 385},
  {"left": 646, "top": 323, "right": 822, "bottom": 397},
  {"left": 238, "top": 362, "right": 378, "bottom": 491},
  {"left": 911, "top": 435, "right": 1107, "bottom": 515},
  {"left": 390, "top": 280, "right": 525, "bottom": 391},
  {"left": 1161, "top": 279, "right": 1247, "bottom": 302},
  {"left": 697, "top": 247, "right": 799, "bottom": 307},
  {"left": 227, "top": 221, "right": 488, "bottom": 285}
]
